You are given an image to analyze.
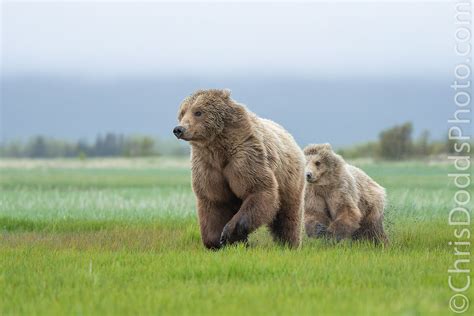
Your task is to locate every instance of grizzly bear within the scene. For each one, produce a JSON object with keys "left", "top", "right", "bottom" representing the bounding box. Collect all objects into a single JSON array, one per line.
[
  {"left": 173, "top": 89, "right": 305, "bottom": 249},
  {"left": 303, "top": 143, "right": 388, "bottom": 244}
]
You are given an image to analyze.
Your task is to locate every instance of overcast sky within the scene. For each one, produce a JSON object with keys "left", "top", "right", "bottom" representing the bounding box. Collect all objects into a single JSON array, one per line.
[
  {"left": 0, "top": 1, "right": 458, "bottom": 145},
  {"left": 2, "top": 1, "right": 453, "bottom": 78}
]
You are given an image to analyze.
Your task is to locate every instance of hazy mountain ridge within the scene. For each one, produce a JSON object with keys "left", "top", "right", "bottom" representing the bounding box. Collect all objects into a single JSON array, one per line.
[{"left": 1, "top": 75, "right": 450, "bottom": 147}]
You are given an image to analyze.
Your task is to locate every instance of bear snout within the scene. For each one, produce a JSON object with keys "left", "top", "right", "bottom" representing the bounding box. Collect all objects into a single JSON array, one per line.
[{"left": 173, "top": 126, "right": 186, "bottom": 139}]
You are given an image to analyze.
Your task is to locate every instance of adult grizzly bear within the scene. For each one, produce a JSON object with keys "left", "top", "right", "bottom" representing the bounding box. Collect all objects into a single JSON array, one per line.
[
  {"left": 173, "top": 89, "right": 305, "bottom": 249},
  {"left": 304, "top": 143, "right": 388, "bottom": 244}
]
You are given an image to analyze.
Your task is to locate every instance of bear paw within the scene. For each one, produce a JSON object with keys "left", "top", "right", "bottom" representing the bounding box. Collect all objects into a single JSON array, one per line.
[
  {"left": 219, "top": 216, "right": 250, "bottom": 247},
  {"left": 315, "top": 223, "right": 328, "bottom": 238}
]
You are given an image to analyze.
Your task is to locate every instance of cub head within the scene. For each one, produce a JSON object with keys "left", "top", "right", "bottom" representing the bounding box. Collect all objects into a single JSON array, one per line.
[
  {"left": 304, "top": 143, "right": 344, "bottom": 185},
  {"left": 173, "top": 89, "right": 236, "bottom": 142}
]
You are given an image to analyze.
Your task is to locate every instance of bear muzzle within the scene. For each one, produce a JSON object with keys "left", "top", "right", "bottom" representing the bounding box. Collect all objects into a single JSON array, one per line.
[{"left": 173, "top": 126, "right": 186, "bottom": 139}]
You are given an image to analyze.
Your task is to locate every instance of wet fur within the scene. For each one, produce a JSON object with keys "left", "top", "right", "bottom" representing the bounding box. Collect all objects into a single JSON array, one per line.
[
  {"left": 176, "top": 89, "right": 305, "bottom": 249},
  {"left": 304, "top": 144, "right": 388, "bottom": 244}
]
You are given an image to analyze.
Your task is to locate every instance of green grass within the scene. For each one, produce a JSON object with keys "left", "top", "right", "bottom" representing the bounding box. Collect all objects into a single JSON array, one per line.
[{"left": 0, "top": 159, "right": 472, "bottom": 315}]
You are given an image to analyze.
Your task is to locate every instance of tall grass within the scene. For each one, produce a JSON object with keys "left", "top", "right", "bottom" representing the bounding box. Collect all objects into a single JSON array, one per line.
[{"left": 0, "top": 159, "right": 470, "bottom": 315}]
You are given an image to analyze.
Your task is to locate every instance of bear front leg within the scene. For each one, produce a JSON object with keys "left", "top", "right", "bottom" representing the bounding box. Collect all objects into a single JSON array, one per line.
[
  {"left": 304, "top": 194, "right": 331, "bottom": 238},
  {"left": 305, "top": 209, "right": 332, "bottom": 238},
  {"left": 197, "top": 198, "right": 235, "bottom": 250},
  {"left": 220, "top": 190, "right": 279, "bottom": 247},
  {"left": 327, "top": 205, "right": 362, "bottom": 241}
]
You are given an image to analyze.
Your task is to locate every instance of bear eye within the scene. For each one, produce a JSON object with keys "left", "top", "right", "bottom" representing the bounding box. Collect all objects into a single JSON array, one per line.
[
  {"left": 315, "top": 161, "right": 321, "bottom": 167},
  {"left": 194, "top": 111, "right": 202, "bottom": 117}
]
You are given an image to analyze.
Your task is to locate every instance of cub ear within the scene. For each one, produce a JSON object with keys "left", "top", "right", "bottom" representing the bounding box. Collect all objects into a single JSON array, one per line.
[
  {"left": 320, "top": 143, "right": 332, "bottom": 151},
  {"left": 304, "top": 144, "right": 320, "bottom": 155},
  {"left": 304, "top": 143, "right": 333, "bottom": 155},
  {"left": 221, "top": 89, "right": 231, "bottom": 98}
]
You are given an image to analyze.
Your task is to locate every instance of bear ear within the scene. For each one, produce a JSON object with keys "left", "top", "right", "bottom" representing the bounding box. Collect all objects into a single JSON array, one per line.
[
  {"left": 304, "top": 144, "right": 320, "bottom": 155},
  {"left": 190, "top": 89, "right": 205, "bottom": 98},
  {"left": 222, "top": 89, "right": 231, "bottom": 98},
  {"left": 304, "top": 143, "right": 333, "bottom": 155},
  {"left": 320, "top": 143, "right": 332, "bottom": 151}
]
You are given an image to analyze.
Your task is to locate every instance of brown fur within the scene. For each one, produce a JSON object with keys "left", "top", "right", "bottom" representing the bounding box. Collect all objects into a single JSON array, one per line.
[
  {"left": 175, "top": 89, "right": 305, "bottom": 249},
  {"left": 303, "top": 143, "right": 388, "bottom": 244}
]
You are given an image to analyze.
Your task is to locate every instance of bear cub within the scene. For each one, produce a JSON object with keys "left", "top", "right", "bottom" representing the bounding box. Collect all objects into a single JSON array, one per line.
[{"left": 304, "top": 143, "right": 388, "bottom": 244}]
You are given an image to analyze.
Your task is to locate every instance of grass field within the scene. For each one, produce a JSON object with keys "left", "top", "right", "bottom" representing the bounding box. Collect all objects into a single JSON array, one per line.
[{"left": 0, "top": 158, "right": 472, "bottom": 315}]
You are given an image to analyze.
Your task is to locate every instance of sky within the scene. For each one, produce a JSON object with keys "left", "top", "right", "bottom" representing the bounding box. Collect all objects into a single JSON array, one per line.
[
  {"left": 2, "top": 1, "right": 453, "bottom": 78},
  {"left": 0, "top": 1, "right": 462, "bottom": 146}
]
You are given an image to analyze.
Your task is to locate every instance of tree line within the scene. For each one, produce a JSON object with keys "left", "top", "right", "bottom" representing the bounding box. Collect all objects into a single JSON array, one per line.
[
  {"left": 337, "top": 122, "right": 462, "bottom": 160},
  {"left": 0, "top": 133, "right": 189, "bottom": 158},
  {"left": 0, "top": 123, "right": 463, "bottom": 160}
]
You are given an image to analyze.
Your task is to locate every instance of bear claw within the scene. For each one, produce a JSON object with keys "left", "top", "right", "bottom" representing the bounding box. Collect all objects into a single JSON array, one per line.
[
  {"left": 219, "top": 216, "right": 250, "bottom": 246},
  {"left": 315, "top": 223, "right": 328, "bottom": 237}
]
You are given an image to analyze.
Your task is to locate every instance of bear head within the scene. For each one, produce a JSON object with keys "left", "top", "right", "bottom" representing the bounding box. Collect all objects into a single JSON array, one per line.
[
  {"left": 303, "top": 143, "right": 344, "bottom": 185},
  {"left": 174, "top": 89, "right": 240, "bottom": 143}
]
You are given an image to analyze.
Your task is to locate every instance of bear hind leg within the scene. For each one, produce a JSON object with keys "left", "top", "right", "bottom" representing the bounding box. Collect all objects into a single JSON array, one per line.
[
  {"left": 269, "top": 204, "right": 303, "bottom": 248},
  {"left": 353, "top": 216, "right": 388, "bottom": 246}
]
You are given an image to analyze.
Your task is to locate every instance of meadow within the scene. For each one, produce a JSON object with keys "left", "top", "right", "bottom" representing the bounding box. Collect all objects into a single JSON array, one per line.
[{"left": 0, "top": 158, "right": 471, "bottom": 315}]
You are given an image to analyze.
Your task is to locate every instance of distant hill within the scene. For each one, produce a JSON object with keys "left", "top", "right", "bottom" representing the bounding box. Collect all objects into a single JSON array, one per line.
[{"left": 1, "top": 75, "right": 450, "bottom": 147}]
